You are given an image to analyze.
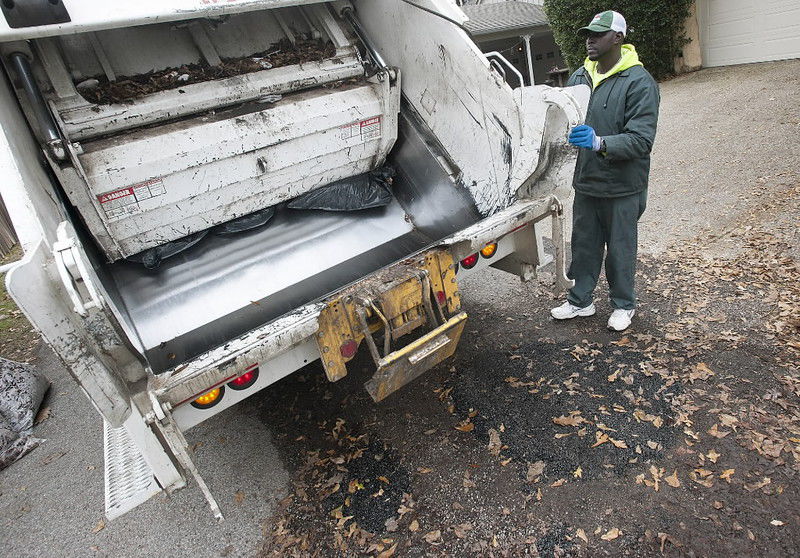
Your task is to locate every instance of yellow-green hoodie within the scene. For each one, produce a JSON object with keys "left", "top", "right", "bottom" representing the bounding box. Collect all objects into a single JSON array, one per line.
[{"left": 583, "top": 44, "right": 643, "bottom": 89}]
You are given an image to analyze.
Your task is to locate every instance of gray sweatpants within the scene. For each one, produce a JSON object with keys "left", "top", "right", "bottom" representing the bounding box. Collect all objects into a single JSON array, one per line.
[{"left": 566, "top": 189, "right": 647, "bottom": 310}]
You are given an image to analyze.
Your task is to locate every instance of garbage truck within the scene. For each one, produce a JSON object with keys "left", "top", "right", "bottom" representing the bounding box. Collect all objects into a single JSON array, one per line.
[{"left": 0, "top": 0, "right": 587, "bottom": 519}]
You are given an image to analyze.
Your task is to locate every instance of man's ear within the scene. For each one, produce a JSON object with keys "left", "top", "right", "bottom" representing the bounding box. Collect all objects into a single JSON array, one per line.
[{"left": 614, "top": 32, "right": 624, "bottom": 45}]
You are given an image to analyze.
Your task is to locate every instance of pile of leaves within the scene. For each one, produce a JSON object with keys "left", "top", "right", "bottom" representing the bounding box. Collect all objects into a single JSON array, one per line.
[
  {"left": 543, "top": 0, "right": 695, "bottom": 80},
  {"left": 79, "top": 39, "right": 336, "bottom": 104}
]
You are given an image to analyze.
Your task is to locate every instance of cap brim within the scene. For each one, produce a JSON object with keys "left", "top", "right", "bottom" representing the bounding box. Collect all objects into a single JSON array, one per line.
[{"left": 578, "top": 24, "right": 612, "bottom": 34}]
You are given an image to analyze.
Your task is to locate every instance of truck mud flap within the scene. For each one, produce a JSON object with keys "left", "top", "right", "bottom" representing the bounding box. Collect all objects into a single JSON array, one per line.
[
  {"left": 315, "top": 249, "right": 465, "bottom": 401},
  {"left": 365, "top": 311, "right": 466, "bottom": 402}
]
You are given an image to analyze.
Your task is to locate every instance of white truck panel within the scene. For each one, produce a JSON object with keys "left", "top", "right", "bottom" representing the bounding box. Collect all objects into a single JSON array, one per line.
[
  {"left": 0, "top": 0, "right": 332, "bottom": 41},
  {"left": 63, "top": 79, "right": 400, "bottom": 259}
]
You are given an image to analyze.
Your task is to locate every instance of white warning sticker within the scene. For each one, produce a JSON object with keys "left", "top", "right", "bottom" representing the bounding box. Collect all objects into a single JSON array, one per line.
[
  {"left": 340, "top": 116, "right": 382, "bottom": 142},
  {"left": 97, "top": 178, "right": 165, "bottom": 222}
]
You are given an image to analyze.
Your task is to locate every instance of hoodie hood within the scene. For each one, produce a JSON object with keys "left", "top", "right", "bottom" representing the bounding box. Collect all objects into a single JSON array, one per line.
[{"left": 583, "top": 44, "right": 642, "bottom": 89}]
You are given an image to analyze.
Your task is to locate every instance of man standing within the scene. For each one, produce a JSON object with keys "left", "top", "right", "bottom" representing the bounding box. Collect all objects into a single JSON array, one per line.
[{"left": 551, "top": 10, "right": 660, "bottom": 332}]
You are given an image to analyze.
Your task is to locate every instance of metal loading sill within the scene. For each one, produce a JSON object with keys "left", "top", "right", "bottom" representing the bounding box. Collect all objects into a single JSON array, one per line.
[{"left": 105, "top": 200, "right": 431, "bottom": 374}]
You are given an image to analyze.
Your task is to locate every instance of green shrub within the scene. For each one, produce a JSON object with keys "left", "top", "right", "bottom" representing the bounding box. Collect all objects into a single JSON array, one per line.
[{"left": 543, "top": 0, "right": 694, "bottom": 80}]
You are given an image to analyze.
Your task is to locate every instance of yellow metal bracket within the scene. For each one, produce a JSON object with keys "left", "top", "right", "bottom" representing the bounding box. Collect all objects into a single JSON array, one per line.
[{"left": 315, "top": 249, "right": 465, "bottom": 400}]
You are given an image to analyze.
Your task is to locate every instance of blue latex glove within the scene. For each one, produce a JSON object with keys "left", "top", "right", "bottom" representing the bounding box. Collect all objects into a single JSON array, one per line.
[{"left": 568, "top": 125, "right": 602, "bottom": 151}]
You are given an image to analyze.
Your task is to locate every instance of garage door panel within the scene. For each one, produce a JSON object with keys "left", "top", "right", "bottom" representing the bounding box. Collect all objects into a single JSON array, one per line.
[{"left": 701, "top": 0, "right": 800, "bottom": 67}]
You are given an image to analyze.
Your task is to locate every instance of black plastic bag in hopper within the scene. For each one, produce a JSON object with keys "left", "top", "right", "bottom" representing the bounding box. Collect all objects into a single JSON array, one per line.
[
  {"left": 287, "top": 166, "right": 395, "bottom": 211},
  {"left": 127, "top": 230, "right": 208, "bottom": 269},
  {"left": 215, "top": 206, "right": 276, "bottom": 234}
]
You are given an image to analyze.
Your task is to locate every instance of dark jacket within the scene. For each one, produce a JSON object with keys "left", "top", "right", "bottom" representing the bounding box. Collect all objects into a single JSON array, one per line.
[{"left": 567, "top": 64, "right": 660, "bottom": 197}]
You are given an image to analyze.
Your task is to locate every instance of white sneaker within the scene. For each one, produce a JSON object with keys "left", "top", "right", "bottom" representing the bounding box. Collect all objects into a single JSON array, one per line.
[
  {"left": 607, "top": 309, "right": 635, "bottom": 331},
  {"left": 550, "top": 301, "right": 596, "bottom": 320}
]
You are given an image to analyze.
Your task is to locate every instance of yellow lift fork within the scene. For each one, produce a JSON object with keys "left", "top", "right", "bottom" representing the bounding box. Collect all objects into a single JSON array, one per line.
[{"left": 315, "top": 249, "right": 467, "bottom": 402}]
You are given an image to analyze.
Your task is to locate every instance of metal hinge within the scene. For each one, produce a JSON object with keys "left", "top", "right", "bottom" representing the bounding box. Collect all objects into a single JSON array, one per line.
[{"left": 52, "top": 221, "right": 103, "bottom": 316}]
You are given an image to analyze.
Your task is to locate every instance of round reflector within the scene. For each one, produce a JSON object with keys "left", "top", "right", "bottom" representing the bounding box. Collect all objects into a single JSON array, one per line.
[
  {"left": 340, "top": 339, "right": 358, "bottom": 359},
  {"left": 480, "top": 243, "right": 497, "bottom": 258},
  {"left": 228, "top": 368, "right": 259, "bottom": 390},
  {"left": 435, "top": 290, "right": 447, "bottom": 305},
  {"left": 461, "top": 253, "right": 479, "bottom": 269},
  {"left": 191, "top": 386, "right": 224, "bottom": 409}
]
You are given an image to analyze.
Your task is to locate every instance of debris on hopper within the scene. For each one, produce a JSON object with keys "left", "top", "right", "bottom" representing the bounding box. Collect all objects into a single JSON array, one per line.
[{"left": 78, "top": 39, "right": 336, "bottom": 104}]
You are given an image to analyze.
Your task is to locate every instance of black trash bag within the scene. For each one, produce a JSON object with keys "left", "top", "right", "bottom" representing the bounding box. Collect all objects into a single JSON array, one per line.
[
  {"left": 287, "top": 166, "right": 395, "bottom": 211},
  {"left": 0, "top": 414, "right": 40, "bottom": 471},
  {"left": 0, "top": 358, "right": 49, "bottom": 470},
  {"left": 215, "top": 206, "right": 276, "bottom": 235},
  {"left": 127, "top": 229, "right": 208, "bottom": 269}
]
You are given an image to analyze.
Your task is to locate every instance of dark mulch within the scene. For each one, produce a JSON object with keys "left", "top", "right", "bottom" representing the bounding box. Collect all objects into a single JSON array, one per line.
[{"left": 79, "top": 39, "right": 335, "bottom": 104}]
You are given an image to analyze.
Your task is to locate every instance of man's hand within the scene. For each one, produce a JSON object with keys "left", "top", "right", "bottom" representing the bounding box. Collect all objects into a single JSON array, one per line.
[{"left": 569, "top": 125, "right": 603, "bottom": 151}]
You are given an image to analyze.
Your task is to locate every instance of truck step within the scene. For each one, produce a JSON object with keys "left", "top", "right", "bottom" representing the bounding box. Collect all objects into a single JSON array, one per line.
[{"left": 103, "top": 420, "right": 161, "bottom": 520}]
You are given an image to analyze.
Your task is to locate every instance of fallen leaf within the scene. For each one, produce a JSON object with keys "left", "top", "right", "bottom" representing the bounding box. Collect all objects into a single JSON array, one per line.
[
  {"left": 409, "top": 520, "right": 419, "bottom": 532},
  {"left": 551, "top": 478, "right": 566, "bottom": 487},
  {"left": 689, "top": 362, "right": 715, "bottom": 383},
  {"left": 455, "top": 422, "right": 475, "bottom": 433},
  {"left": 747, "top": 530, "right": 755, "bottom": 541},
  {"left": 713, "top": 501, "right": 724, "bottom": 509},
  {"left": 573, "top": 466, "right": 583, "bottom": 478},
  {"left": 417, "top": 467, "right": 434, "bottom": 474},
  {"left": 719, "top": 469, "right": 735, "bottom": 482},
  {"left": 706, "top": 449, "right": 721, "bottom": 463},
  {"left": 378, "top": 476, "right": 390, "bottom": 484},
  {"left": 424, "top": 530, "right": 442, "bottom": 544},
  {"left": 601, "top": 527, "right": 621, "bottom": 541},
  {"left": 771, "top": 520, "right": 784, "bottom": 526},
  {"left": 378, "top": 543, "right": 398, "bottom": 558},
  {"left": 610, "top": 438, "right": 628, "bottom": 449},
  {"left": 576, "top": 528, "right": 588, "bottom": 543},
  {"left": 592, "top": 432, "right": 610, "bottom": 448},
  {"left": 92, "top": 520, "right": 105, "bottom": 534},
  {"left": 487, "top": 429, "right": 502, "bottom": 456},
  {"left": 234, "top": 490, "right": 245, "bottom": 504},
  {"left": 708, "top": 424, "right": 730, "bottom": 438},
  {"left": 526, "top": 461, "right": 545, "bottom": 482},
  {"left": 665, "top": 470, "right": 681, "bottom": 488},
  {"left": 453, "top": 523, "right": 473, "bottom": 539},
  {"left": 553, "top": 412, "right": 584, "bottom": 427},
  {"left": 34, "top": 406, "right": 51, "bottom": 425}
]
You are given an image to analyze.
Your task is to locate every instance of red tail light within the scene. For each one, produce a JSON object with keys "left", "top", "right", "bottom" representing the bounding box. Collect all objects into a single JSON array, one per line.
[
  {"left": 461, "top": 253, "right": 479, "bottom": 269},
  {"left": 340, "top": 339, "right": 358, "bottom": 359},
  {"left": 228, "top": 367, "right": 259, "bottom": 390},
  {"left": 435, "top": 290, "right": 447, "bottom": 305}
]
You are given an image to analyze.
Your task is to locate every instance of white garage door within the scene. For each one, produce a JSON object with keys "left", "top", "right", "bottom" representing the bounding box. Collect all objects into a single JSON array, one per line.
[{"left": 699, "top": 0, "right": 800, "bottom": 67}]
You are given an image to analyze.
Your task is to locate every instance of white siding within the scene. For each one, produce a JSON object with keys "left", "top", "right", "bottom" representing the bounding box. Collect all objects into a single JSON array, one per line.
[{"left": 699, "top": 0, "right": 800, "bottom": 66}]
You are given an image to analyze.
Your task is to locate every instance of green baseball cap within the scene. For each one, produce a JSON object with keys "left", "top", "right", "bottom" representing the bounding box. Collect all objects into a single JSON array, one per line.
[{"left": 578, "top": 10, "right": 627, "bottom": 36}]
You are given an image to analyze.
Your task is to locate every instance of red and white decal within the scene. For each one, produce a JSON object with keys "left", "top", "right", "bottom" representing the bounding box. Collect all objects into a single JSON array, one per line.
[
  {"left": 340, "top": 116, "right": 382, "bottom": 142},
  {"left": 97, "top": 178, "right": 166, "bottom": 222}
]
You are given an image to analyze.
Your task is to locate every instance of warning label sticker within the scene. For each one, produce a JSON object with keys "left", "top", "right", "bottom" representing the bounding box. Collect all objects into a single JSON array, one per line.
[
  {"left": 340, "top": 116, "right": 382, "bottom": 142},
  {"left": 97, "top": 178, "right": 166, "bottom": 222}
]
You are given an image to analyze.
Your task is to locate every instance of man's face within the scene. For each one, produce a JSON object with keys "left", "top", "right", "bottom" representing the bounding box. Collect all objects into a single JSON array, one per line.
[{"left": 585, "top": 30, "right": 622, "bottom": 60}]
